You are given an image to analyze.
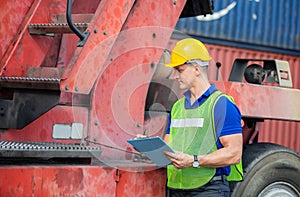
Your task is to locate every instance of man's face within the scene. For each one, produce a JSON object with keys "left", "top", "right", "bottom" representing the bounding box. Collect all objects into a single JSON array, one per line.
[{"left": 173, "top": 63, "right": 196, "bottom": 90}]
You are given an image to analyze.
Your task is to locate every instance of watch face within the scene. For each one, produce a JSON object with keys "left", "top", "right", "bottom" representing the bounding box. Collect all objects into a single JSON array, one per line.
[
  {"left": 193, "top": 155, "right": 199, "bottom": 168},
  {"left": 193, "top": 161, "right": 199, "bottom": 168}
]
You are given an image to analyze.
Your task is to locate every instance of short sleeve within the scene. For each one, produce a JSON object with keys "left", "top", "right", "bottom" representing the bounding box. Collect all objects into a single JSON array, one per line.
[{"left": 214, "top": 96, "right": 242, "bottom": 138}]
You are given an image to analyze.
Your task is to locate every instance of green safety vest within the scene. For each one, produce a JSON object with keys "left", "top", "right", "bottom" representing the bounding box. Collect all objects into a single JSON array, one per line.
[{"left": 167, "top": 91, "right": 243, "bottom": 189}]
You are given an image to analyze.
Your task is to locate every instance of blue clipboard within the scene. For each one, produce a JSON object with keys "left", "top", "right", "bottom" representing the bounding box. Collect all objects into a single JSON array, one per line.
[{"left": 127, "top": 136, "right": 175, "bottom": 166}]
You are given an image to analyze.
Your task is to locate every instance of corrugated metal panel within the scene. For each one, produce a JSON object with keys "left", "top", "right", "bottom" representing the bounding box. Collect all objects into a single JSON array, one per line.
[
  {"left": 206, "top": 43, "right": 300, "bottom": 153},
  {"left": 176, "top": 0, "right": 300, "bottom": 52},
  {"left": 259, "top": 120, "right": 300, "bottom": 153}
]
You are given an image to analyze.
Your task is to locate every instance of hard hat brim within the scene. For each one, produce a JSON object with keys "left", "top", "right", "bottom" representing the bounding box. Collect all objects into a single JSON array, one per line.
[
  {"left": 166, "top": 62, "right": 184, "bottom": 68},
  {"left": 165, "top": 56, "right": 186, "bottom": 68}
]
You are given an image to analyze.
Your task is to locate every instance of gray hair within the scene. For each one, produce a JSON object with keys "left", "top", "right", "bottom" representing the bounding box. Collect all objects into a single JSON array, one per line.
[{"left": 186, "top": 60, "right": 209, "bottom": 67}]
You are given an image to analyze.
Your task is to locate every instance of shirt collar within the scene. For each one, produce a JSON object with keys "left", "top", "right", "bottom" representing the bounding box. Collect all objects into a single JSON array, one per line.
[{"left": 184, "top": 84, "right": 218, "bottom": 108}]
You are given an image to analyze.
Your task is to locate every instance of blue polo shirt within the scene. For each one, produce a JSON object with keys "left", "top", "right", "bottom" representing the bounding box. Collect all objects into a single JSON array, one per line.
[{"left": 166, "top": 84, "right": 242, "bottom": 176}]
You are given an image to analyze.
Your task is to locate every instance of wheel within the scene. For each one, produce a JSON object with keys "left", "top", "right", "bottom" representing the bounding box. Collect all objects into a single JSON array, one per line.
[{"left": 230, "top": 143, "right": 300, "bottom": 197}]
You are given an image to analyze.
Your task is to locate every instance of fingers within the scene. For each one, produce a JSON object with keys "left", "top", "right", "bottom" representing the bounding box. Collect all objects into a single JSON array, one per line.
[
  {"left": 164, "top": 151, "right": 193, "bottom": 169},
  {"left": 164, "top": 151, "right": 180, "bottom": 168},
  {"left": 164, "top": 151, "right": 177, "bottom": 158},
  {"left": 164, "top": 151, "right": 182, "bottom": 168},
  {"left": 135, "top": 134, "right": 148, "bottom": 139}
]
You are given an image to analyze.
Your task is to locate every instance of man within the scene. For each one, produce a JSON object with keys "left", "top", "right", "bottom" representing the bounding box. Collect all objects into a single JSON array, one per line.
[{"left": 164, "top": 38, "right": 243, "bottom": 197}]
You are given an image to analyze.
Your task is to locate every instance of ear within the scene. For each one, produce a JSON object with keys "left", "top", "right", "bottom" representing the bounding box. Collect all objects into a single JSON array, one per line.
[{"left": 194, "top": 65, "right": 201, "bottom": 76}]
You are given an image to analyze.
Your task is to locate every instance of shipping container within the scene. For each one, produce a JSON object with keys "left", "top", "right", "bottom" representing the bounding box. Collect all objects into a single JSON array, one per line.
[
  {"left": 206, "top": 43, "right": 300, "bottom": 153},
  {"left": 175, "top": 0, "right": 300, "bottom": 56}
]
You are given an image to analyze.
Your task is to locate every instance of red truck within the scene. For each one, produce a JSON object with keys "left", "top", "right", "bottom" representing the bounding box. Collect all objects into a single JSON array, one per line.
[{"left": 0, "top": 0, "right": 299, "bottom": 196}]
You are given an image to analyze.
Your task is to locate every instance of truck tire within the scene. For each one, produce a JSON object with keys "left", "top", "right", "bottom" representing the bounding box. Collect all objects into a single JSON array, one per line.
[{"left": 230, "top": 143, "right": 300, "bottom": 197}]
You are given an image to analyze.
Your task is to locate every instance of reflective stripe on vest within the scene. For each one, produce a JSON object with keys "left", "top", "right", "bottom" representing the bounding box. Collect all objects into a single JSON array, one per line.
[{"left": 170, "top": 118, "right": 204, "bottom": 128}]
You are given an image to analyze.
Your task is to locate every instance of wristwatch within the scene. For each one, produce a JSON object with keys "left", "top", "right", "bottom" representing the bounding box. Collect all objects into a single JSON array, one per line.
[{"left": 192, "top": 155, "right": 199, "bottom": 168}]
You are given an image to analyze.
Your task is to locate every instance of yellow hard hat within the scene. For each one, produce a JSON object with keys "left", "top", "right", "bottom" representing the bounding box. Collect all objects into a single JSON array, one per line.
[{"left": 166, "top": 38, "right": 211, "bottom": 67}]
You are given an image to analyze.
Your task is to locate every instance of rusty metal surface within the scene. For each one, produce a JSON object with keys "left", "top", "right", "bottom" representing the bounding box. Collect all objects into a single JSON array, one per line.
[
  {"left": 0, "top": 0, "right": 66, "bottom": 77},
  {"left": 213, "top": 81, "right": 300, "bottom": 122},
  {"left": 88, "top": 0, "right": 187, "bottom": 160},
  {"left": 61, "top": 0, "right": 137, "bottom": 93},
  {"left": 0, "top": 165, "right": 117, "bottom": 196},
  {"left": 0, "top": 0, "right": 41, "bottom": 73},
  {"left": 0, "top": 0, "right": 36, "bottom": 59},
  {"left": 0, "top": 0, "right": 186, "bottom": 161},
  {"left": 116, "top": 168, "right": 167, "bottom": 197},
  {"left": 0, "top": 165, "right": 167, "bottom": 196}
]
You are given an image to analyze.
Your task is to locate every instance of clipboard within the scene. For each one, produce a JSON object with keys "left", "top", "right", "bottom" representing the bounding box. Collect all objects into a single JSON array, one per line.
[{"left": 127, "top": 136, "right": 175, "bottom": 166}]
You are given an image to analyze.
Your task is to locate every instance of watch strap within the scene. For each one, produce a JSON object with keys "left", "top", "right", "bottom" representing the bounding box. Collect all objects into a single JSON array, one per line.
[{"left": 194, "top": 155, "right": 198, "bottom": 162}]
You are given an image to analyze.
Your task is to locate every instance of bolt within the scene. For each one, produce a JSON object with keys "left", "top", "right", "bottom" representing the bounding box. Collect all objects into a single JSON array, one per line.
[
  {"left": 173, "top": 0, "right": 177, "bottom": 5},
  {"left": 150, "top": 62, "right": 155, "bottom": 69},
  {"left": 93, "top": 136, "right": 98, "bottom": 142},
  {"left": 103, "top": 30, "right": 107, "bottom": 35},
  {"left": 94, "top": 120, "right": 99, "bottom": 126},
  {"left": 136, "top": 122, "right": 141, "bottom": 128},
  {"left": 152, "top": 33, "right": 156, "bottom": 39},
  {"left": 94, "top": 29, "right": 98, "bottom": 34},
  {"left": 75, "top": 86, "right": 79, "bottom": 91},
  {"left": 65, "top": 85, "right": 69, "bottom": 91}
]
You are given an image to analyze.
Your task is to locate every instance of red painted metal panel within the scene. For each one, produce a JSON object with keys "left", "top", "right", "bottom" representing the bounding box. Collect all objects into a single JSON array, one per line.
[
  {"left": 0, "top": 165, "right": 166, "bottom": 196},
  {"left": 0, "top": 106, "right": 88, "bottom": 143},
  {"left": 206, "top": 43, "right": 300, "bottom": 152},
  {"left": 116, "top": 168, "right": 167, "bottom": 197},
  {"left": 0, "top": 0, "right": 66, "bottom": 77},
  {"left": 0, "top": 0, "right": 35, "bottom": 60},
  {"left": 213, "top": 81, "right": 300, "bottom": 122},
  {"left": 88, "top": 0, "right": 187, "bottom": 159},
  {"left": 0, "top": 0, "right": 41, "bottom": 74},
  {"left": 259, "top": 120, "right": 300, "bottom": 153},
  {"left": 61, "top": 0, "right": 187, "bottom": 94},
  {"left": 0, "top": 166, "right": 117, "bottom": 196},
  {"left": 61, "top": 0, "right": 136, "bottom": 93}
]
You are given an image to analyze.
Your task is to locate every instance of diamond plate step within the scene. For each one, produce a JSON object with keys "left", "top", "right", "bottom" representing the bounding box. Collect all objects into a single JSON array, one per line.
[
  {"left": 0, "top": 141, "right": 101, "bottom": 158},
  {"left": 0, "top": 76, "right": 60, "bottom": 90},
  {"left": 28, "top": 23, "right": 89, "bottom": 35}
]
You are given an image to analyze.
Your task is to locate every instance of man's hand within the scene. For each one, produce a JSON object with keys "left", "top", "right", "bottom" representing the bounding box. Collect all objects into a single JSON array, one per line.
[
  {"left": 135, "top": 134, "right": 147, "bottom": 139},
  {"left": 131, "top": 134, "right": 148, "bottom": 152},
  {"left": 164, "top": 151, "right": 194, "bottom": 169}
]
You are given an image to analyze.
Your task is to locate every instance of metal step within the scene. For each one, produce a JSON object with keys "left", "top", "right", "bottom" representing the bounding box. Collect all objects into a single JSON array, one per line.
[
  {"left": 0, "top": 140, "right": 101, "bottom": 159},
  {"left": 0, "top": 76, "right": 61, "bottom": 129},
  {"left": 28, "top": 23, "right": 89, "bottom": 35},
  {"left": 55, "top": 14, "right": 93, "bottom": 23},
  {"left": 28, "top": 14, "right": 93, "bottom": 35},
  {"left": 0, "top": 76, "right": 60, "bottom": 90}
]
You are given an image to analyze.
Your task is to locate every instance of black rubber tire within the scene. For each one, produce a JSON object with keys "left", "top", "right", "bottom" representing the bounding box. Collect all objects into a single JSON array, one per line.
[{"left": 230, "top": 143, "right": 300, "bottom": 197}]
